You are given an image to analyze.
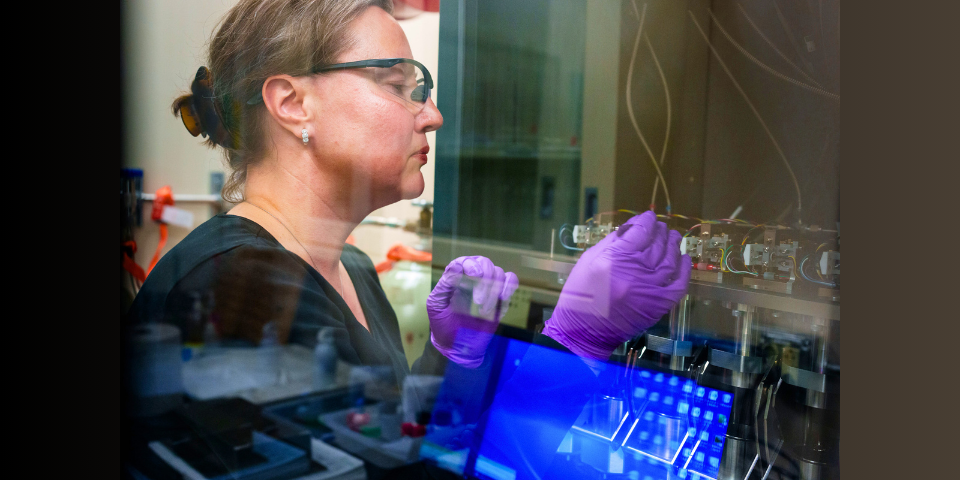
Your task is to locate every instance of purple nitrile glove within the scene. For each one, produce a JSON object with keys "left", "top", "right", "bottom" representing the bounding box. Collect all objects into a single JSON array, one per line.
[
  {"left": 427, "top": 256, "right": 520, "bottom": 368},
  {"left": 542, "top": 211, "right": 691, "bottom": 363}
]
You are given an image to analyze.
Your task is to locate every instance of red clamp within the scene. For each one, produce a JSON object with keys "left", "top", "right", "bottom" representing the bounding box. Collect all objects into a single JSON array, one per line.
[{"left": 151, "top": 185, "right": 175, "bottom": 222}]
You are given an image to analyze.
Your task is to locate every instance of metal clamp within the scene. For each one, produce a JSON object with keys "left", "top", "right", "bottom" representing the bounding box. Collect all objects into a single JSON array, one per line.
[
  {"left": 781, "top": 366, "right": 828, "bottom": 393},
  {"left": 708, "top": 348, "right": 764, "bottom": 374},
  {"left": 645, "top": 334, "right": 694, "bottom": 357}
]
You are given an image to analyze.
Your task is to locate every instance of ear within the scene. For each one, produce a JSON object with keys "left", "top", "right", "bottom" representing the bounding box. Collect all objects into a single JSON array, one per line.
[{"left": 261, "top": 75, "right": 313, "bottom": 139}]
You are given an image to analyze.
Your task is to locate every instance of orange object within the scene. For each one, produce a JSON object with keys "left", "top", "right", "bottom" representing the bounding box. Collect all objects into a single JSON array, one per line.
[
  {"left": 375, "top": 259, "right": 395, "bottom": 274},
  {"left": 147, "top": 224, "right": 169, "bottom": 276},
  {"left": 150, "top": 185, "right": 175, "bottom": 221},
  {"left": 386, "top": 244, "right": 432, "bottom": 263},
  {"left": 146, "top": 186, "right": 176, "bottom": 277},
  {"left": 376, "top": 244, "right": 432, "bottom": 274},
  {"left": 122, "top": 241, "right": 146, "bottom": 283}
]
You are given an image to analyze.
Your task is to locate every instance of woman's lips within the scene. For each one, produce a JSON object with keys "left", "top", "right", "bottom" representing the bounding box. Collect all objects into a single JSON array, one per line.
[{"left": 414, "top": 146, "right": 429, "bottom": 164}]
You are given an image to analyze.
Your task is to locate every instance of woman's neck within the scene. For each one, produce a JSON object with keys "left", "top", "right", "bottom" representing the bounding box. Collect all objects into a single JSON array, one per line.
[{"left": 231, "top": 156, "right": 370, "bottom": 279}]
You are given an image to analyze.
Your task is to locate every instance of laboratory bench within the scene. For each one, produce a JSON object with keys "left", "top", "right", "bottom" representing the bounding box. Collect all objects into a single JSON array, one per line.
[{"left": 124, "top": 344, "right": 456, "bottom": 480}]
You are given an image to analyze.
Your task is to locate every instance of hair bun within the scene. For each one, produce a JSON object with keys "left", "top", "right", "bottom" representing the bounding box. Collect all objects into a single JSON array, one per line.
[
  {"left": 173, "top": 67, "right": 236, "bottom": 149},
  {"left": 190, "top": 67, "right": 237, "bottom": 149}
]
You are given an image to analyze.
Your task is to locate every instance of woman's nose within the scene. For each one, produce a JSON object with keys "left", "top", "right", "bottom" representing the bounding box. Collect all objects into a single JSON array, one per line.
[{"left": 416, "top": 98, "right": 443, "bottom": 133}]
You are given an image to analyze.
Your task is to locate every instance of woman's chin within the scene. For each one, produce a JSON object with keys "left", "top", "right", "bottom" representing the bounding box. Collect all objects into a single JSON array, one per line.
[{"left": 400, "top": 177, "right": 425, "bottom": 200}]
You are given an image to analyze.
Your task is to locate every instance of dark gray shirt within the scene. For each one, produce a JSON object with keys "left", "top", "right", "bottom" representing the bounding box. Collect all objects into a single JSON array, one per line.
[{"left": 125, "top": 213, "right": 448, "bottom": 390}]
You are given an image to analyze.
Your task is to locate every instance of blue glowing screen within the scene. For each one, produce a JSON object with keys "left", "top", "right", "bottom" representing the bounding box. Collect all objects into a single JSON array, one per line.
[{"left": 420, "top": 334, "right": 734, "bottom": 480}]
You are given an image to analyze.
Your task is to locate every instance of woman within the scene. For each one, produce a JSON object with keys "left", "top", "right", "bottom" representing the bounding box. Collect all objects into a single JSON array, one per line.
[
  {"left": 128, "top": 0, "right": 690, "bottom": 475},
  {"left": 128, "top": 0, "right": 520, "bottom": 391}
]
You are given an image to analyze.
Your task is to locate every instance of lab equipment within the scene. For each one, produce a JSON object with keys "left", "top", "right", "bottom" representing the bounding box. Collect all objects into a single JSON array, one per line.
[
  {"left": 432, "top": 1, "right": 840, "bottom": 477},
  {"left": 134, "top": 397, "right": 331, "bottom": 480},
  {"left": 544, "top": 212, "right": 691, "bottom": 362}
]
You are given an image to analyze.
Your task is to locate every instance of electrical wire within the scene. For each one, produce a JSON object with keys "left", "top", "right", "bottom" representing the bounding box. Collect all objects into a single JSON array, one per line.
[
  {"left": 558, "top": 224, "right": 584, "bottom": 251},
  {"left": 688, "top": 9, "right": 803, "bottom": 224},
  {"left": 742, "top": 224, "right": 765, "bottom": 245},
  {"left": 724, "top": 245, "right": 758, "bottom": 275},
  {"left": 725, "top": 246, "right": 740, "bottom": 273},
  {"left": 708, "top": 9, "right": 839, "bottom": 102},
  {"left": 582, "top": 209, "right": 820, "bottom": 242},
  {"left": 800, "top": 255, "right": 836, "bottom": 287},
  {"left": 626, "top": 1, "right": 672, "bottom": 212},
  {"left": 813, "top": 243, "right": 830, "bottom": 280},
  {"left": 584, "top": 209, "right": 642, "bottom": 225}
]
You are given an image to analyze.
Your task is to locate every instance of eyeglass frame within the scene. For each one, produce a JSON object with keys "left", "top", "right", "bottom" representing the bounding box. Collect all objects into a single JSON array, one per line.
[{"left": 245, "top": 58, "right": 434, "bottom": 108}]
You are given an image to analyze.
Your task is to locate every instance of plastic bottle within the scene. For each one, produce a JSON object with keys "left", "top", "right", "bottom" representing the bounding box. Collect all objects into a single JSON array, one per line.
[
  {"left": 202, "top": 319, "right": 219, "bottom": 352},
  {"left": 379, "top": 400, "right": 402, "bottom": 441},
  {"left": 313, "top": 328, "right": 337, "bottom": 390},
  {"left": 378, "top": 244, "right": 432, "bottom": 368},
  {"left": 258, "top": 321, "right": 281, "bottom": 385}
]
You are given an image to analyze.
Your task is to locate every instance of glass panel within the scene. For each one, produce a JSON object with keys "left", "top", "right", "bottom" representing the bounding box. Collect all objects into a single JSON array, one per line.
[
  {"left": 434, "top": 0, "right": 839, "bottom": 478},
  {"left": 122, "top": 0, "right": 839, "bottom": 477}
]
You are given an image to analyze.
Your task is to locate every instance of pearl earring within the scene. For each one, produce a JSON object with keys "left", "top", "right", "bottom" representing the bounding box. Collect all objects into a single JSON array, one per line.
[{"left": 301, "top": 128, "right": 309, "bottom": 144}]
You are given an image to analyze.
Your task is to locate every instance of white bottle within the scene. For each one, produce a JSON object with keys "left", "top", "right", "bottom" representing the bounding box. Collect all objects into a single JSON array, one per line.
[
  {"left": 313, "top": 329, "right": 337, "bottom": 391},
  {"left": 258, "top": 321, "right": 281, "bottom": 385}
]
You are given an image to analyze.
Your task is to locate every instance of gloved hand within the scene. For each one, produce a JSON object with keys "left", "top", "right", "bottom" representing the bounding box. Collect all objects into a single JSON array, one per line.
[
  {"left": 542, "top": 211, "right": 691, "bottom": 363},
  {"left": 427, "top": 256, "right": 520, "bottom": 368}
]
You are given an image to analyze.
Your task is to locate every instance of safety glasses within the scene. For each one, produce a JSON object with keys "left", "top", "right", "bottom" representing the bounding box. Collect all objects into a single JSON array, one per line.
[{"left": 247, "top": 58, "right": 434, "bottom": 115}]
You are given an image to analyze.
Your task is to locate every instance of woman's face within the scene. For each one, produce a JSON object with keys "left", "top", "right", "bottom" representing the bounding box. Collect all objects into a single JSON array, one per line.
[{"left": 307, "top": 6, "right": 443, "bottom": 209}]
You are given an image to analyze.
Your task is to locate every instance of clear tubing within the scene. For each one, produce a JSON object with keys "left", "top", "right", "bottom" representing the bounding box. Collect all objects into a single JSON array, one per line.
[
  {"left": 647, "top": 33, "right": 673, "bottom": 210},
  {"left": 737, "top": 4, "right": 825, "bottom": 89},
  {"left": 771, "top": 0, "right": 818, "bottom": 80},
  {"left": 708, "top": 9, "right": 839, "bottom": 102},
  {"left": 688, "top": 10, "right": 802, "bottom": 220},
  {"left": 627, "top": 1, "right": 672, "bottom": 211}
]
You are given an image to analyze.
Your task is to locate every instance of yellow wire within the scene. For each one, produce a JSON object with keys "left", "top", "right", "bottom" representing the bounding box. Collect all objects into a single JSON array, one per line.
[
  {"left": 581, "top": 209, "right": 793, "bottom": 240},
  {"left": 814, "top": 243, "right": 829, "bottom": 279},
  {"left": 742, "top": 224, "right": 765, "bottom": 245}
]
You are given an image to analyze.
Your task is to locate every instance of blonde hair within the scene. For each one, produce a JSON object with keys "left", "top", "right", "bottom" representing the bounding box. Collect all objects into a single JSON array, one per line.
[{"left": 173, "top": 0, "right": 394, "bottom": 202}]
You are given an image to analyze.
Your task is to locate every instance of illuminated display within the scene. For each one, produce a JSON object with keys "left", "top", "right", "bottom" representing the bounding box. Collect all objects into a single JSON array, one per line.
[{"left": 420, "top": 333, "right": 734, "bottom": 480}]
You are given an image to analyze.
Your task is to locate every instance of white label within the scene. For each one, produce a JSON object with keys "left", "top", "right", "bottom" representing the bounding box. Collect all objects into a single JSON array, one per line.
[{"left": 161, "top": 206, "right": 194, "bottom": 228}]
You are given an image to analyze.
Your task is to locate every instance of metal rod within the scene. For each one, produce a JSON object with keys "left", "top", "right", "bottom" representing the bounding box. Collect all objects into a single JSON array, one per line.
[
  {"left": 669, "top": 294, "right": 692, "bottom": 342},
  {"left": 550, "top": 228, "right": 556, "bottom": 259},
  {"left": 734, "top": 304, "right": 757, "bottom": 357}
]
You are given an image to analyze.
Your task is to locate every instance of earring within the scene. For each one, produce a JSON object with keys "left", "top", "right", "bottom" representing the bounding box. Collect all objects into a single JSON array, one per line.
[{"left": 301, "top": 128, "right": 309, "bottom": 144}]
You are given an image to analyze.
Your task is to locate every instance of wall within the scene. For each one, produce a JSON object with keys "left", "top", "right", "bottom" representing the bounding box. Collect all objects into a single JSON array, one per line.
[{"left": 122, "top": 0, "right": 440, "bottom": 285}]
